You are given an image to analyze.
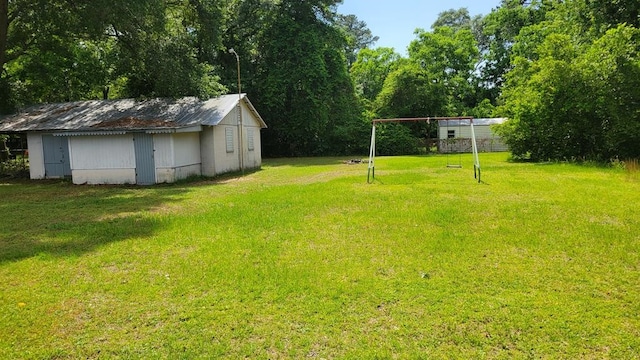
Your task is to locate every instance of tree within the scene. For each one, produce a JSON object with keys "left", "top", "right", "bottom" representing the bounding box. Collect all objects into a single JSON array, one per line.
[
  {"left": 349, "top": 47, "right": 401, "bottom": 103},
  {"left": 408, "top": 26, "right": 480, "bottom": 115},
  {"left": 497, "top": 18, "right": 640, "bottom": 161},
  {"left": 0, "top": 0, "right": 227, "bottom": 114},
  {"left": 432, "top": 8, "right": 472, "bottom": 31},
  {"left": 109, "top": 0, "right": 226, "bottom": 99},
  {"left": 373, "top": 63, "right": 447, "bottom": 146},
  {"left": 335, "top": 14, "right": 379, "bottom": 68},
  {"left": 375, "top": 63, "right": 446, "bottom": 120},
  {"left": 254, "top": 0, "right": 365, "bottom": 157},
  {"left": 585, "top": 0, "right": 640, "bottom": 32},
  {"left": 477, "top": 0, "right": 552, "bottom": 103}
]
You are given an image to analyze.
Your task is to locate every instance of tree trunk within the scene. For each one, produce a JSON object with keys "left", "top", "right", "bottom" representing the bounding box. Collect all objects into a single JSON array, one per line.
[{"left": 0, "top": 0, "right": 8, "bottom": 72}]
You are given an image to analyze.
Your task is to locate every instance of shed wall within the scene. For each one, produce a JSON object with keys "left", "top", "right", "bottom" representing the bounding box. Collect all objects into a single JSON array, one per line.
[
  {"left": 200, "top": 127, "right": 216, "bottom": 177},
  {"left": 174, "top": 132, "right": 201, "bottom": 168},
  {"left": 72, "top": 169, "right": 136, "bottom": 185},
  {"left": 154, "top": 134, "right": 173, "bottom": 168},
  {"left": 240, "top": 104, "right": 263, "bottom": 170},
  {"left": 70, "top": 135, "right": 135, "bottom": 169},
  {"left": 26, "top": 133, "right": 45, "bottom": 179},
  {"left": 213, "top": 123, "right": 240, "bottom": 174},
  {"left": 438, "top": 123, "right": 509, "bottom": 153},
  {"left": 68, "top": 135, "right": 136, "bottom": 184},
  {"left": 154, "top": 132, "right": 202, "bottom": 183}
]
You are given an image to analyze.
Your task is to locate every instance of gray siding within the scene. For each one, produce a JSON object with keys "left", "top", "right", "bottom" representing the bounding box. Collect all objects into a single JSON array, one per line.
[
  {"left": 134, "top": 133, "right": 156, "bottom": 185},
  {"left": 42, "top": 135, "right": 71, "bottom": 178}
]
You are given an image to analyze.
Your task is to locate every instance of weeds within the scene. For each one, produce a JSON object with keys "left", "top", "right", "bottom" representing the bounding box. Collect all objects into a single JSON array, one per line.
[{"left": 0, "top": 158, "right": 29, "bottom": 178}]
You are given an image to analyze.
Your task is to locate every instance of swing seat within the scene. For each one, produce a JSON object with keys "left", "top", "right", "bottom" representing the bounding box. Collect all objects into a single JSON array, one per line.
[{"left": 447, "top": 164, "right": 462, "bottom": 168}]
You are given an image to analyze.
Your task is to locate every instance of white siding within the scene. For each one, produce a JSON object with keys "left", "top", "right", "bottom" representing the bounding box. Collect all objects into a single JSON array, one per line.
[
  {"left": 174, "top": 133, "right": 201, "bottom": 167},
  {"left": 214, "top": 120, "right": 240, "bottom": 174},
  {"left": 154, "top": 134, "right": 173, "bottom": 168},
  {"left": 240, "top": 103, "right": 263, "bottom": 170},
  {"left": 174, "top": 164, "right": 201, "bottom": 180},
  {"left": 26, "top": 133, "right": 45, "bottom": 179},
  {"left": 215, "top": 100, "right": 263, "bottom": 171},
  {"left": 439, "top": 125, "right": 479, "bottom": 140},
  {"left": 154, "top": 132, "right": 202, "bottom": 183},
  {"left": 70, "top": 135, "right": 135, "bottom": 169},
  {"left": 72, "top": 169, "right": 136, "bottom": 185},
  {"left": 68, "top": 135, "right": 136, "bottom": 184},
  {"left": 438, "top": 121, "right": 509, "bottom": 153},
  {"left": 243, "top": 126, "right": 262, "bottom": 170},
  {"left": 200, "top": 127, "right": 216, "bottom": 177},
  {"left": 220, "top": 105, "right": 239, "bottom": 126}
]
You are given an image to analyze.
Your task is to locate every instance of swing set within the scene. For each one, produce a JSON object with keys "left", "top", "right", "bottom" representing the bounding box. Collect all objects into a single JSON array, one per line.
[{"left": 367, "top": 117, "right": 481, "bottom": 184}]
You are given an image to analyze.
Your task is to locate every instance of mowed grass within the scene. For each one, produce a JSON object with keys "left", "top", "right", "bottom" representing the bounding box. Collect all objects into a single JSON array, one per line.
[{"left": 1, "top": 153, "right": 639, "bottom": 358}]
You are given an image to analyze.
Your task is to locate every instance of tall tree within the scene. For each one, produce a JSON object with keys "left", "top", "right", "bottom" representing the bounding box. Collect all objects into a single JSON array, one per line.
[
  {"left": 349, "top": 47, "right": 401, "bottom": 103},
  {"left": 334, "top": 14, "right": 379, "bottom": 67},
  {"left": 496, "top": 0, "right": 640, "bottom": 161},
  {"left": 432, "top": 8, "right": 472, "bottom": 31},
  {"left": 0, "top": 0, "right": 8, "bottom": 73},
  {"left": 1, "top": 0, "right": 226, "bottom": 113},
  {"left": 408, "top": 26, "right": 480, "bottom": 115},
  {"left": 255, "top": 0, "right": 364, "bottom": 156},
  {"left": 477, "top": 0, "right": 552, "bottom": 103}
]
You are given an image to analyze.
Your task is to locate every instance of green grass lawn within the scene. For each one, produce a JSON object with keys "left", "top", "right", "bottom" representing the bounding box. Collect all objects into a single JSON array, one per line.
[{"left": 1, "top": 153, "right": 639, "bottom": 359}]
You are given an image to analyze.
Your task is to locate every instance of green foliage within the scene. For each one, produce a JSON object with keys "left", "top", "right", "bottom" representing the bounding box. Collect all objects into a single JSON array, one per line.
[
  {"left": 477, "top": 0, "right": 552, "bottom": 102},
  {"left": 431, "top": 8, "right": 472, "bottom": 31},
  {"left": 583, "top": 0, "right": 640, "bottom": 33},
  {"left": 0, "top": 157, "right": 28, "bottom": 178},
  {"left": 255, "top": 0, "right": 365, "bottom": 157},
  {"left": 375, "top": 123, "right": 421, "bottom": 155},
  {"left": 0, "top": 0, "right": 227, "bottom": 110},
  {"left": 350, "top": 47, "right": 401, "bottom": 103},
  {"left": 499, "top": 17, "right": 640, "bottom": 161},
  {"left": 470, "top": 98, "right": 496, "bottom": 118},
  {"left": 0, "top": 134, "right": 8, "bottom": 161},
  {"left": 335, "top": 14, "right": 379, "bottom": 67},
  {"left": 408, "top": 26, "right": 480, "bottom": 116},
  {"left": 375, "top": 64, "right": 446, "bottom": 119},
  {"left": 4, "top": 0, "right": 637, "bottom": 162}
]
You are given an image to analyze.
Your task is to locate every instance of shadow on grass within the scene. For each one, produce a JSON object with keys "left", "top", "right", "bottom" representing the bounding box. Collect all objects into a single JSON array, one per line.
[{"left": 0, "top": 179, "right": 194, "bottom": 263}]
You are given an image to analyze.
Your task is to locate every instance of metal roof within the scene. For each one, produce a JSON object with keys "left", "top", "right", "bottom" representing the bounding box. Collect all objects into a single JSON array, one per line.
[
  {"left": 437, "top": 118, "right": 507, "bottom": 127},
  {"left": 0, "top": 94, "right": 267, "bottom": 133}
]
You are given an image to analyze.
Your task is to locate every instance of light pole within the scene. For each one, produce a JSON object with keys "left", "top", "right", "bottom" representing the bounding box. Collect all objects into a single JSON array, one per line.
[{"left": 229, "top": 48, "right": 244, "bottom": 173}]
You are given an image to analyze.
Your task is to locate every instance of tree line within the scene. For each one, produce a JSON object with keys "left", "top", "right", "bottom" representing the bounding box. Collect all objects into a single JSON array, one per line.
[{"left": 1, "top": 0, "right": 638, "bottom": 161}]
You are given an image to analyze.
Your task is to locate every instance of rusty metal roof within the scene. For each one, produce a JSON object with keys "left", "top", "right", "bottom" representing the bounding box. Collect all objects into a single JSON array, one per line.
[{"left": 0, "top": 94, "right": 267, "bottom": 133}]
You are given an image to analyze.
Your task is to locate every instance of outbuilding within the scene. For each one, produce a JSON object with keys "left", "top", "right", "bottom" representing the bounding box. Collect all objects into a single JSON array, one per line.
[
  {"left": 438, "top": 118, "right": 508, "bottom": 153},
  {"left": 0, "top": 94, "right": 267, "bottom": 185}
]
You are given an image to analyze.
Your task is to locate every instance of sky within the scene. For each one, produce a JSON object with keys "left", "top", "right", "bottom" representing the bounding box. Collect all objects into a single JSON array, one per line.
[{"left": 336, "top": 0, "right": 503, "bottom": 55}]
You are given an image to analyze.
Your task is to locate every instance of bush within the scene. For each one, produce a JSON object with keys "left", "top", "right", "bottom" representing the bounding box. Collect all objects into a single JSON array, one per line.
[
  {"left": 0, "top": 158, "right": 29, "bottom": 179},
  {"left": 376, "top": 123, "right": 420, "bottom": 156}
]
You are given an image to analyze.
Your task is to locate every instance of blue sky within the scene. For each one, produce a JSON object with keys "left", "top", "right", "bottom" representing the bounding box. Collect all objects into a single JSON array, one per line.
[{"left": 336, "top": 0, "right": 503, "bottom": 55}]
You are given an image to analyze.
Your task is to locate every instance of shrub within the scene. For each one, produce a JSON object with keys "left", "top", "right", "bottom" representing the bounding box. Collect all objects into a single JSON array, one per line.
[{"left": 375, "top": 123, "right": 420, "bottom": 156}]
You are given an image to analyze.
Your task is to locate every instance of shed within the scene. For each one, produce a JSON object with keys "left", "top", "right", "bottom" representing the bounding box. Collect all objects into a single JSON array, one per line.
[
  {"left": 438, "top": 118, "right": 508, "bottom": 153},
  {"left": 0, "top": 94, "right": 267, "bottom": 185}
]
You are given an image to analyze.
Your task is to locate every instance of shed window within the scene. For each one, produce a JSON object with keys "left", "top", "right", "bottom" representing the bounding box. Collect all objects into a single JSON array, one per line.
[
  {"left": 447, "top": 130, "right": 456, "bottom": 139},
  {"left": 247, "top": 129, "right": 255, "bottom": 151},
  {"left": 225, "top": 127, "right": 234, "bottom": 153}
]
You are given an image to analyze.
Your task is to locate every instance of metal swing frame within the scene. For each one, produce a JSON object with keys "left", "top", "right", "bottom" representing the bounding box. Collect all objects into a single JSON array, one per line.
[{"left": 367, "top": 117, "right": 481, "bottom": 184}]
